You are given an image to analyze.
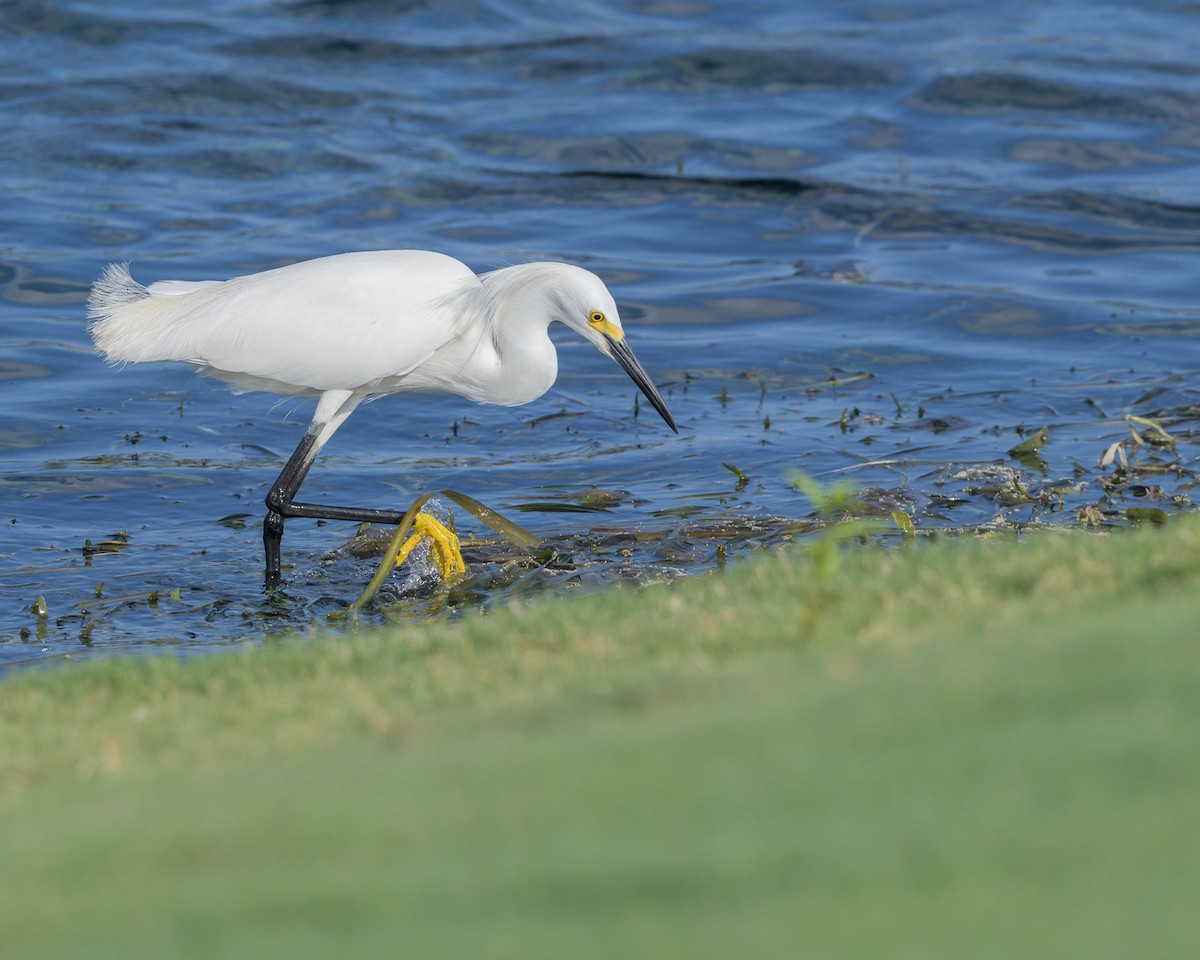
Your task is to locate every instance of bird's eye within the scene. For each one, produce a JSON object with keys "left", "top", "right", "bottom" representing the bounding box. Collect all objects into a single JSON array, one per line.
[{"left": 588, "top": 311, "right": 606, "bottom": 325}]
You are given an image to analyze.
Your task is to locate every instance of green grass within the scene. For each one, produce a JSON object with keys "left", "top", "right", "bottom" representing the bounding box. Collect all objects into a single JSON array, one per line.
[{"left": 2, "top": 522, "right": 1199, "bottom": 958}]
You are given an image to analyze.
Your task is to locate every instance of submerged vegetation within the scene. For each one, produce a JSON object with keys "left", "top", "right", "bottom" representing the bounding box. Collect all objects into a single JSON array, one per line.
[{"left": 7, "top": 369, "right": 1196, "bottom": 657}]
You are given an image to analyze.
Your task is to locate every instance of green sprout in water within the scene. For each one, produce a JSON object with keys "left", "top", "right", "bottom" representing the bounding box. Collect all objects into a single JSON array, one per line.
[
  {"left": 789, "top": 471, "right": 881, "bottom": 582},
  {"left": 722, "top": 462, "right": 750, "bottom": 493}
]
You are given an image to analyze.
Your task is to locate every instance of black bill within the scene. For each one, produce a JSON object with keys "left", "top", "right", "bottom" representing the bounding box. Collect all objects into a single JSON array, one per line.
[{"left": 606, "top": 335, "right": 678, "bottom": 433}]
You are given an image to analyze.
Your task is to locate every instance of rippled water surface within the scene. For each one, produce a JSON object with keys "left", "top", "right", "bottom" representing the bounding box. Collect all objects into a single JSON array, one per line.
[{"left": 2, "top": 0, "right": 1198, "bottom": 666}]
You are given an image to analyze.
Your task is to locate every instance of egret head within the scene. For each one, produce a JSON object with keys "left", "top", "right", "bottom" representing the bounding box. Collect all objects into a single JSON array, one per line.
[{"left": 553, "top": 266, "right": 678, "bottom": 433}]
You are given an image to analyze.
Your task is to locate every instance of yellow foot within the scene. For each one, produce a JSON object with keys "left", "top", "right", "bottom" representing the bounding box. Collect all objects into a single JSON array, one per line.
[{"left": 394, "top": 512, "right": 466, "bottom": 582}]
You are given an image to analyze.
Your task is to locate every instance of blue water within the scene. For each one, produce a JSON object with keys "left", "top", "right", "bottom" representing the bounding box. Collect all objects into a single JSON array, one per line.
[{"left": 2, "top": 0, "right": 1198, "bottom": 667}]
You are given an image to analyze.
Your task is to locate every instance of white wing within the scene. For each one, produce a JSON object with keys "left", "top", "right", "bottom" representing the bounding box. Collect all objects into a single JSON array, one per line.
[
  {"left": 89, "top": 251, "right": 483, "bottom": 395},
  {"left": 146, "top": 279, "right": 223, "bottom": 296}
]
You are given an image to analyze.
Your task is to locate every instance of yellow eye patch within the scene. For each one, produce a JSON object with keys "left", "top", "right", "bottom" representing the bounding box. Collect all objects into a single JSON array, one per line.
[{"left": 587, "top": 310, "right": 623, "bottom": 342}]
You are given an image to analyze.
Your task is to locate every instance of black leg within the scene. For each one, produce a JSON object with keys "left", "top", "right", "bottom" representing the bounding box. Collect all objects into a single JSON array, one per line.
[
  {"left": 262, "top": 424, "right": 416, "bottom": 587},
  {"left": 262, "top": 427, "right": 320, "bottom": 588},
  {"left": 263, "top": 510, "right": 286, "bottom": 585}
]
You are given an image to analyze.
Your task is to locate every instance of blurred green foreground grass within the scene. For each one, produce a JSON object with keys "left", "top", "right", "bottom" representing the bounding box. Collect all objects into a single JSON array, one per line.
[{"left": 2, "top": 522, "right": 1198, "bottom": 958}]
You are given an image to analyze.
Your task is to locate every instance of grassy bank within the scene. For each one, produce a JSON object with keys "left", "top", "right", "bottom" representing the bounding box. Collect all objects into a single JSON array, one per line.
[{"left": 2, "top": 522, "right": 1198, "bottom": 958}]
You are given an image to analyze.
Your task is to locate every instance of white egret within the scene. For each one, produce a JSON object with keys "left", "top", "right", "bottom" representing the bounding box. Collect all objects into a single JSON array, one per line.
[{"left": 87, "top": 250, "right": 678, "bottom": 585}]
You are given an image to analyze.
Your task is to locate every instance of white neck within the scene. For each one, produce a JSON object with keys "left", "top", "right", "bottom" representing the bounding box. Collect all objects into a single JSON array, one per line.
[{"left": 456, "top": 264, "right": 568, "bottom": 406}]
